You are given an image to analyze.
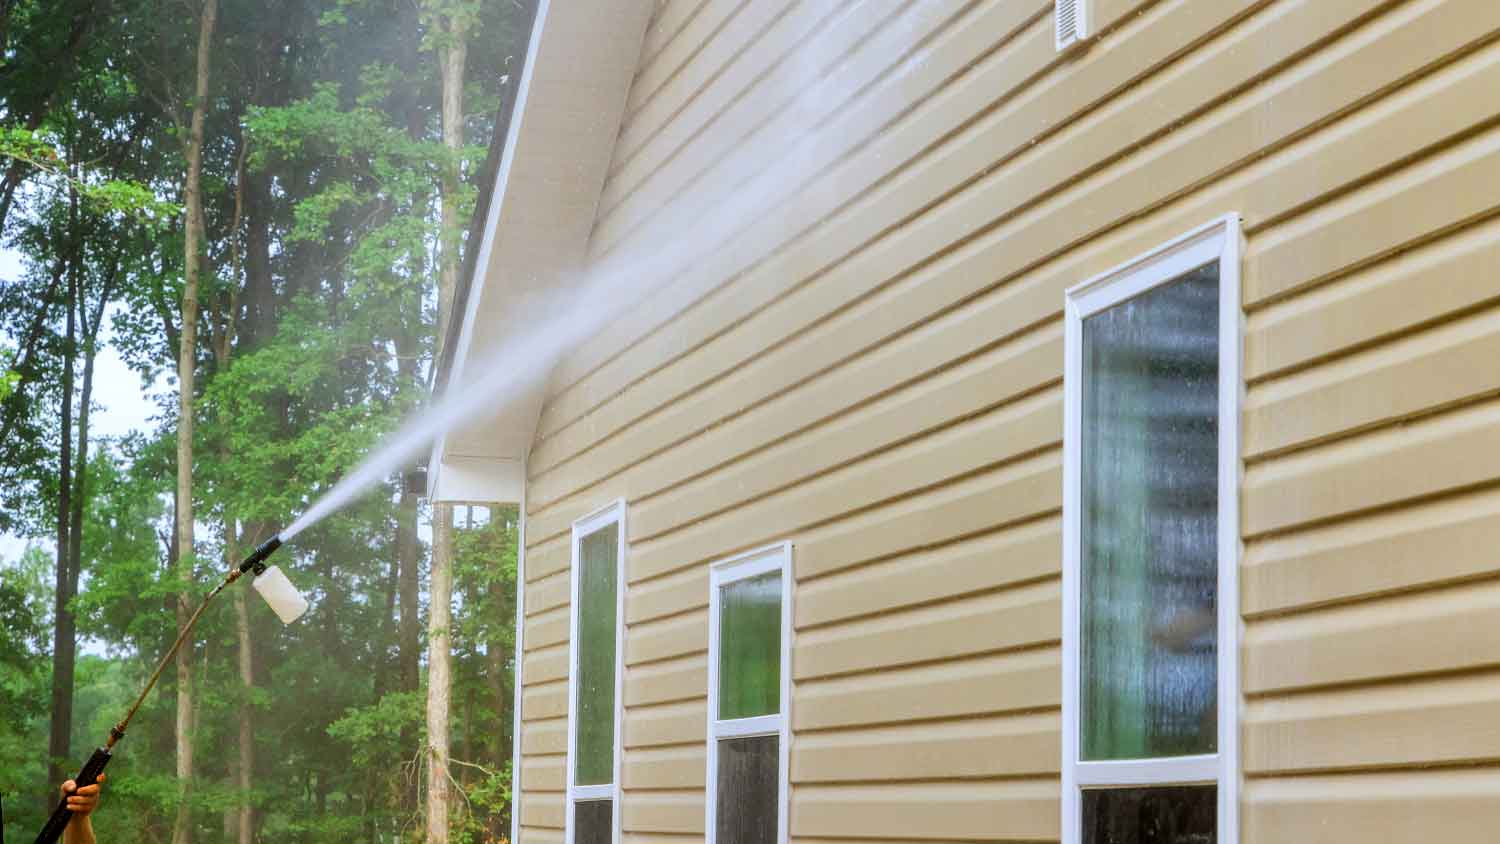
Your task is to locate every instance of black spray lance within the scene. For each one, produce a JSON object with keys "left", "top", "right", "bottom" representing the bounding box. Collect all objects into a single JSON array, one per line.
[{"left": 32, "top": 535, "right": 305, "bottom": 844}]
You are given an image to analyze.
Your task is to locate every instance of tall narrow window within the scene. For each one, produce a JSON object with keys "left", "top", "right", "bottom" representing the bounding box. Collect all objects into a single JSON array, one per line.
[
  {"left": 568, "top": 502, "right": 626, "bottom": 844},
  {"left": 1062, "top": 216, "right": 1242, "bottom": 844},
  {"left": 707, "top": 543, "right": 791, "bottom": 844}
]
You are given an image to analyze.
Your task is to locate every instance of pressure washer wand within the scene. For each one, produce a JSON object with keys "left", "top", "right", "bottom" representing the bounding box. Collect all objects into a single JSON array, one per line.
[{"left": 33, "top": 536, "right": 284, "bottom": 844}]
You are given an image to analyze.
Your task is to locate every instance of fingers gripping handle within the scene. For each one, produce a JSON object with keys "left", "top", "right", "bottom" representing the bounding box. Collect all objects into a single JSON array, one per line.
[{"left": 34, "top": 748, "right": 111, "bottom": 844}]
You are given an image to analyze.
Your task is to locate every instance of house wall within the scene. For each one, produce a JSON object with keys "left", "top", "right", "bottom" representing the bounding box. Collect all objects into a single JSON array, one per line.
[{"left": 512, "top": 0, "right": 1500, "bottom": 841}]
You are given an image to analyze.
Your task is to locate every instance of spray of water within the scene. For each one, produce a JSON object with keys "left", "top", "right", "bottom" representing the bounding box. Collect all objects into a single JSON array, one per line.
[{"left": 280, "top": 0, "right": 935, "bottom": 542}]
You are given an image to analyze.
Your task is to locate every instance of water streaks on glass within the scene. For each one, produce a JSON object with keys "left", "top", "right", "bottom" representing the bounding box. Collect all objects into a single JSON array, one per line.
[
  {"left": 574, "top": 522, "right": 618, "bottom": 784},
  {"left": 1080, "top": 263, "right": 1220, "bottom": 761},
  {"left": 718, "top": 572, "right": 782, "bottom": 720}
]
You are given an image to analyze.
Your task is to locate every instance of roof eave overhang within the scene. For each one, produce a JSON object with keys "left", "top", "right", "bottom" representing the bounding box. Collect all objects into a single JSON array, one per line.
[{"left": 427, "top": 0, "right": 654, "bottom": 505}]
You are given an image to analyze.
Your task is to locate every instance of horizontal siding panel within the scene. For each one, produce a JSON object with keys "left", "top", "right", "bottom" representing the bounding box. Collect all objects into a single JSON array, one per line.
[
  {"left": 538, "top": 0, "right": 1397, "bottom": 455},
  {"left": 521, "top": 717, "right": 566, "bottom": 756},
  {"left": 626, "top": 699, "right": 708, "bottom": 748},
  {"left": 628, "top": 334, "right": 1062, "bottom": 543},
  {"left": 636, "top": 0, "right": 709, "bottom": 73},
  {"left": 541, "top": 7, "right": 1058, "bottom": 429},
  {"left": 622, "top": 791, "right": 703, "bottom": 835},
  {"left": 613, "top": 0, "right": 793, "bottom": 177},
  {"left": 794, "top": 580, "right": 1059, "bottom": 680},
  {"left": 795, "top": 456, "right": 1061, "bottom": 582},
  {"left": 527, "top": 539, "right": 569, "bottom": 582},
  {"left": 528, "top": 483, "right": 632, "bottom": 550},
  {"left": 626, "top": 654, "right": 707, "bottom": 707},
  {"left": 629, "top": 565, "right": 708, "bottom": 623},
  {"left": 1245, "top": 579, "right": 1500, "bottom": 695},
  {"left": 796, "top": 518, "right": 1059, "bottom": 629},
  {"left": 792, "top": 780, "right": 1058, "bottom": 842},
  {"left": 623, "top": 744, "right": 706, "bottom": 790},
  {"left": 794, "top": 647, "right": 1058, "bottom": 731},
  {"left": 598, "top": 0, "right": 882, "bottom": 225},
  {"left": 526, "top": 569, "right": 570, "bottom": 615},
  {"left": 1247, "top": 303, "right": 1500, "bottom": 458},
  {"left": 519, "top": 793, "right": 565, "bottom": 830},
  {"left": 793, "top": 712, "right": 1059, "bottom": 782},
  {"left": 627, "top": 609, "right": 707, "bottom": 666},
  {"left": 623, "top": 836, "right": 700, "bottom": 844},
  {"left": 629, "top": 417, "right": 1062, "bottom": 584},
  {"left": 1247, "top": 102, "right": 1500, "bottom": 305},
  {"left": 533, "top": 264, "right": 1063, "bottom": 532},
  {"left": 522, "top": 679, "right": 567, "bottom": 722},
  {"left": 1244, "top": 483, "right": 1500, "bottom": 617},
  {"left": 522, "top": 643, "right": 568, "bottom": 685},
  {"left": 1246, "top": 212, "right": 1500, "bottom": 381},
  {"left": 623, "top": 0, "right": 748, "bottom": 131},
  {"left": 518, "top": 826, "right": 564, "bottom": 844},
  {"left": 1246, "top": 669, "right": 1500, "bottom": 774},
  {"left": 597, "top": 0, "right": 994, "bottom": 259},
  {"left": 522, "top": 754, "right": 566, "bottom": 792},
  {"left": 1244, "top": 768, "right": 1500, "bottom": 841},
  {"left": 1244, "top": 396, "right": 1500, "bottom": 537},
  {"left": 526, "top": 606, "right": 570, "bottom": 652}
]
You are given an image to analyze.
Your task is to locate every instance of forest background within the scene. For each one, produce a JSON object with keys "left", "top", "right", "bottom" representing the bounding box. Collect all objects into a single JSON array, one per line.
[{"left": 0, "top": 0, "right": 530, "bottom": 841}]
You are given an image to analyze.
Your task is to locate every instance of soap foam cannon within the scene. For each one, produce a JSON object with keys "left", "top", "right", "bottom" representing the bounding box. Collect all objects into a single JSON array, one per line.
[{"left": 33, "top": 535, "right": 306, "bottom": 844}]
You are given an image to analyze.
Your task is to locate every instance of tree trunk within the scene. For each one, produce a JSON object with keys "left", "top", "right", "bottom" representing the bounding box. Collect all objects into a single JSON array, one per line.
[
  {"left": 232, "top": 533, "right": 255, "bottom": 844},
  {"left": 426, "top": 11, "right": 471, "bottom": 838},
  {"left": 397, "top": 487, "right": 420, "bottom": 692},
  {"left": 46, "top": 216, "right": 80, "bottom": 799},
  {"left": 173, "top": 2, "right": 217, "bottom": 842},
  {"left": 426, "top": 503, "right": 455, "bottom": 844},
  {"left": 434, "top": 13, "right": 468, "bottom": 362}
]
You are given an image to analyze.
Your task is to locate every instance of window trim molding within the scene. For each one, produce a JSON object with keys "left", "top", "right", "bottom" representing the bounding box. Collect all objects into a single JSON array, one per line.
[
  {"left": 706, "top": 542, "right": 793, "bottom": 844},
  {"left": 1061, "top": 214, "right": 1243, "bottom": 844},
  {"left": 565, "top": 499, "right": 628, "bottom": 844}
]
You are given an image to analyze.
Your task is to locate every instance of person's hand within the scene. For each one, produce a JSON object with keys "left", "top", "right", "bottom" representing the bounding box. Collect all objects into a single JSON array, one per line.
[{"left": 61, "top": 774, "right": 105, "bottom": 816}]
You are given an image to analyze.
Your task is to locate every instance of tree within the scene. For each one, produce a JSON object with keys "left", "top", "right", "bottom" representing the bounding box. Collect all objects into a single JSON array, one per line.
[
  {"left": 0, "top": 0, "right": 528, "bottom": 840},
  {"left": 171, "top": 3, "right": 218, "bottom": 842},
  {"left": 423, "top": 2, "right": 480, "bottom": 840}
]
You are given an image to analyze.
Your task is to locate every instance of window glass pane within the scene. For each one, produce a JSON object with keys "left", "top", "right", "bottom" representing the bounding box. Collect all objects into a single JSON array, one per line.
[
  {"left": 718, "top": 571, "right": 782, "bottom": 719},
  {"left": 716, "top": 735, "right": 779, "bottom": 844},
  {"left": 1080, "top": 264, "right": 1219, "bottom": 760},
  {"left": 574, "top": 799, "right": 612, "bottom": 844},
  {"left": 575, "top": 522, "right": 618, "bottom": 784},
  {"left": 1082, "top": 785, "right": 1215, "bottom": 844}
]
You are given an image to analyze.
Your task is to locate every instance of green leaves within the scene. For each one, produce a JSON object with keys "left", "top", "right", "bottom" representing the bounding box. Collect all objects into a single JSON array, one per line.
[{"left": 0, "top": 127, "right": 182, "bottom": 226}]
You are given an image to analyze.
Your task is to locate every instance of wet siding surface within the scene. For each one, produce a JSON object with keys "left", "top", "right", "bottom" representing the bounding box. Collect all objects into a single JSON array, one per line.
[{"left": 516, "top": 0, "right": 1500, "bottom": 841}]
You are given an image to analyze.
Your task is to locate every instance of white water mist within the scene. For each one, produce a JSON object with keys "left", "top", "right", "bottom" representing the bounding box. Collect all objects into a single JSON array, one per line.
[{"left": 280, "top": 0, "right": 931, "bottom": 541}]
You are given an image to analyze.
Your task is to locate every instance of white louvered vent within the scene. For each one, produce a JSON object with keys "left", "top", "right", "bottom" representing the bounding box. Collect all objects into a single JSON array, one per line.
[{"left": 1055, "top": 0, "right": 1089, "bottom": 51}]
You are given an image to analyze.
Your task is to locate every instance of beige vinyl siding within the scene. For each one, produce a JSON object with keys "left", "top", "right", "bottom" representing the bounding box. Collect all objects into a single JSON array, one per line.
[{"left": 510, "top": 1, "right": 1500, "bottom": 842}]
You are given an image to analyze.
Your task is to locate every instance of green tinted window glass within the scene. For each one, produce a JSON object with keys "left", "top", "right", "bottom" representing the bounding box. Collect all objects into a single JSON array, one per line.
[
  {"left": 718, "top": 571, "right": 781, "bottom": 720},
  {"left": 1080, "top": 264, "right": 1219, "bottom": 760},
  {"left": 574, "top": 522, "right": 618, "bottom": 785}
]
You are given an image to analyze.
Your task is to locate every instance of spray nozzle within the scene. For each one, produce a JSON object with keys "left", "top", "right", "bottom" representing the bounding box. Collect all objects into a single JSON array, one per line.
[{"left": 239, "top": 535, "right": 283, "bottom": 575}]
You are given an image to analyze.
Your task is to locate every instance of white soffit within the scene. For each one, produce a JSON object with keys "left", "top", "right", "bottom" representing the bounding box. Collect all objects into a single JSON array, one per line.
[{"left": 430, "top": 0, "right": 655, "bottom": 504}]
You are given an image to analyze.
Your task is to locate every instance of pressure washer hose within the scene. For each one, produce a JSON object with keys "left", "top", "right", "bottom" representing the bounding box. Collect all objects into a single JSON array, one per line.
[{"left": 33, "top": 536, "right": 282, "bottom": 844}]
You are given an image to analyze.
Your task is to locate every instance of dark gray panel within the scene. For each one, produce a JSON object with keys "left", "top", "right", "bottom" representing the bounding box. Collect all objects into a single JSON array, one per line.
[{"left": 716, "top": 735, "right": 778, "bottom": 844}]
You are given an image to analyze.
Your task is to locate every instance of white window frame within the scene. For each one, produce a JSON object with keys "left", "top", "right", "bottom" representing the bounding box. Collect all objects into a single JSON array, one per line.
[
  {"left": 706, "top": 542, "right": 793, "bottom": 844},
  {"left": 565, "top": 499, "right": 627, "bottom": 844},
  {"left": 1061, "top": 215, "right": 1243, "bottom": 844}
]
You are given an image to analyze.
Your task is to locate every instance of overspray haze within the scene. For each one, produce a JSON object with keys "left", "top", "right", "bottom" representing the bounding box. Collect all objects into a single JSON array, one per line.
[{"left": 282, "top": 0, "right": 939, "bottom": 541}]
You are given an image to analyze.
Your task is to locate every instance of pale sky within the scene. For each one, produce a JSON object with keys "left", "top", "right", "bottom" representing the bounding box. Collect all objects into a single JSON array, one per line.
[{"left": 2, "top": 247, "right": 172, "bottom": 562}]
